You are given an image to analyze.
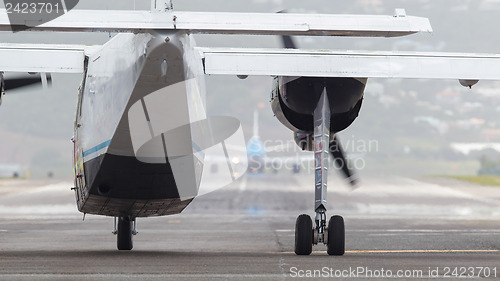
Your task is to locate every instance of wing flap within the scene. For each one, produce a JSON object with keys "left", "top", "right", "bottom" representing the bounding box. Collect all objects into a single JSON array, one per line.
[
  {"left": 199, "top": 48, "right": 500, "bottom": 80},
  {"left": 0, "top": 44, "right": 89, "bottom": 73}
]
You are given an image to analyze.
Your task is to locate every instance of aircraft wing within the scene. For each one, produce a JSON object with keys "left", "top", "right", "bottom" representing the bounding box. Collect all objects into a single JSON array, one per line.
[
  {"left": 2, "top": 43, "right": 499, "bottom": 81},
  {"left": 198, "top": 48, "right": 500, "bottom": 80},
  {"left": 0, "top": 9, "right": 431, "bottom": 37},
  {"left": 0, "top": 43, "right": 96, "bottom": 73}
]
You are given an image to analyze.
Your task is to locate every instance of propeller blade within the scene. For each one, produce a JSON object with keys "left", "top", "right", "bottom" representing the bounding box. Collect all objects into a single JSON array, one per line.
[
  {"left": 41, "top": 73, "right": 53, "bottom": 89},
  {"left": 281, "top": 35, "right": 297, "bottom": 49},
  {"left": 277, "top": 10, "right": 298, "bottom": 49},
  {"left": 329, "top": 135, "right": 358, "bottom": 187},
  {"left": 3, "top": 75, "right": 44, "bottom": 91}
]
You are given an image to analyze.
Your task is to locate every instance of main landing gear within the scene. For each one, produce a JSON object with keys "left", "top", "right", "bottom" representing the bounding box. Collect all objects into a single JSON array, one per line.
[
  {"left": 113, "top": 216, "right": 138, "bottom": 250},
  {"left": 294, "top": 88, "right": 345, "bottom": 256}
]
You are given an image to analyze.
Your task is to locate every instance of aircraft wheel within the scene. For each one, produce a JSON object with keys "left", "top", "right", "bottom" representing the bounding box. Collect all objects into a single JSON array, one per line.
[
  {"left": 117, "top": 216, "right": 133, "bottom": 250},
  {"left": 295, "top": 214, "right": 313, "bottom": 255},
  {"left": 327, "top": 215, "right": 345, "bottom": 256}
]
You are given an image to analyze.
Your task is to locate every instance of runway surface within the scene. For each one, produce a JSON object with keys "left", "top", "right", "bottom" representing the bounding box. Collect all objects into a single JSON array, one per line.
[{"left": 0, "top": 174, "right": 499, "bottom": 280}]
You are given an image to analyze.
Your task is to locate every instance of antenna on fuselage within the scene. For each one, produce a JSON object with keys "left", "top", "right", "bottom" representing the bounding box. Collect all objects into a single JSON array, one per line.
[{"left": 151, "top": 0, "right": 173, "bottom": 12}]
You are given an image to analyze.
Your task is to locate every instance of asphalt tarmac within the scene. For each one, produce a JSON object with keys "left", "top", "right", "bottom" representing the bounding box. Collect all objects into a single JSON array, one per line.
[{"left": 0, "top": 174, "right": 499, "bottom": 280}]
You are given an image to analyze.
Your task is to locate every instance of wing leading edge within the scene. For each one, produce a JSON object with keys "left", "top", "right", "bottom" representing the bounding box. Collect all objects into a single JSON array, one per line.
[{"left": 0, "top": 9, "right": 431, "bottom": 37}]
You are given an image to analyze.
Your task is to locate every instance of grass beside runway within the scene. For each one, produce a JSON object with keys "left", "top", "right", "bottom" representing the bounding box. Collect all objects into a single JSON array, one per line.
[{"left": 437, "top": 175, "right": 500, "bottom": 186}]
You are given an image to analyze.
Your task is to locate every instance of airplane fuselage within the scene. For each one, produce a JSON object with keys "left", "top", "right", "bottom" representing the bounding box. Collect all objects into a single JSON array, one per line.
[{"left": 73, "top": 32, "right": 206, "bottom": 217}]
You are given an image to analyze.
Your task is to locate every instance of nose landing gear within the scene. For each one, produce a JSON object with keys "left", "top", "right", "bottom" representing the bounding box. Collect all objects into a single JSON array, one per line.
[{"left": 113, "top": 216, "right": 138, "bottom": 250}]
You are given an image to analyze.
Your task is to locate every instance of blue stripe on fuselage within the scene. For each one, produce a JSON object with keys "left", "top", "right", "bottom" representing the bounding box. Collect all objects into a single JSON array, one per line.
[{"left": 82, "top": 140, "right": 112, "bottom": 158}]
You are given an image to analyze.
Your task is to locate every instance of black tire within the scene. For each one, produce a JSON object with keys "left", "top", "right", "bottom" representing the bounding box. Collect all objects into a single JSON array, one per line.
[
  {"left": 117, "top": 217, "right": 133, "bottom": 250},
  {"left": 327, "top": 215, "right": 345, "bottom": 256},
  {"left": 295, "top": 214, "right": 313, "bottom": 255}
]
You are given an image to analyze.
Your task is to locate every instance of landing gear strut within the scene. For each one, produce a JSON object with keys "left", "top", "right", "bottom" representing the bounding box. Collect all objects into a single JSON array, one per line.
[
  {"left": 113, "top": 216, "right": 138, "bottom": 250},
  {"left": 294, "top": 88, "right": 345, "bottom": 256}
]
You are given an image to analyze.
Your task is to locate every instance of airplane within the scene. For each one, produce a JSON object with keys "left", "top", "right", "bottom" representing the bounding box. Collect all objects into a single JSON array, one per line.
[
  {"left": 243, "top": 110, "right": 355, "bottom": 175},
  {"left": 246, "top": 111, "right": 267, "bottom": 174},
  {"left": 1, "top": 1, "right": 500, "bottom": 254},
  {"left": 209, "top": 109, "right": 327, "bottom": 175},
  {"left": 207, "top": 110, "right": 269, "bottom": 175},
  {"left": 0, "top": 163, "right": 23, "bottom": 178},
  {"left": 238, "top": 110, "right": 305, "bottom": 175}
]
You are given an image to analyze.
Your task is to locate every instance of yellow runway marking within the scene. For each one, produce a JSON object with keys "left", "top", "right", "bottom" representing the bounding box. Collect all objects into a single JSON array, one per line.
[
  {"left": 267, "top": 249, "right": 500, "bottom": 254},
  {"left": 347, "top": 249, "right": 500, "bottom": 254},
  {"left": 461, "top": 233, "right": 500, "bottom": 235},
  {"left": 368, "top": 233, "right": 444, "bottom": 236}
]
